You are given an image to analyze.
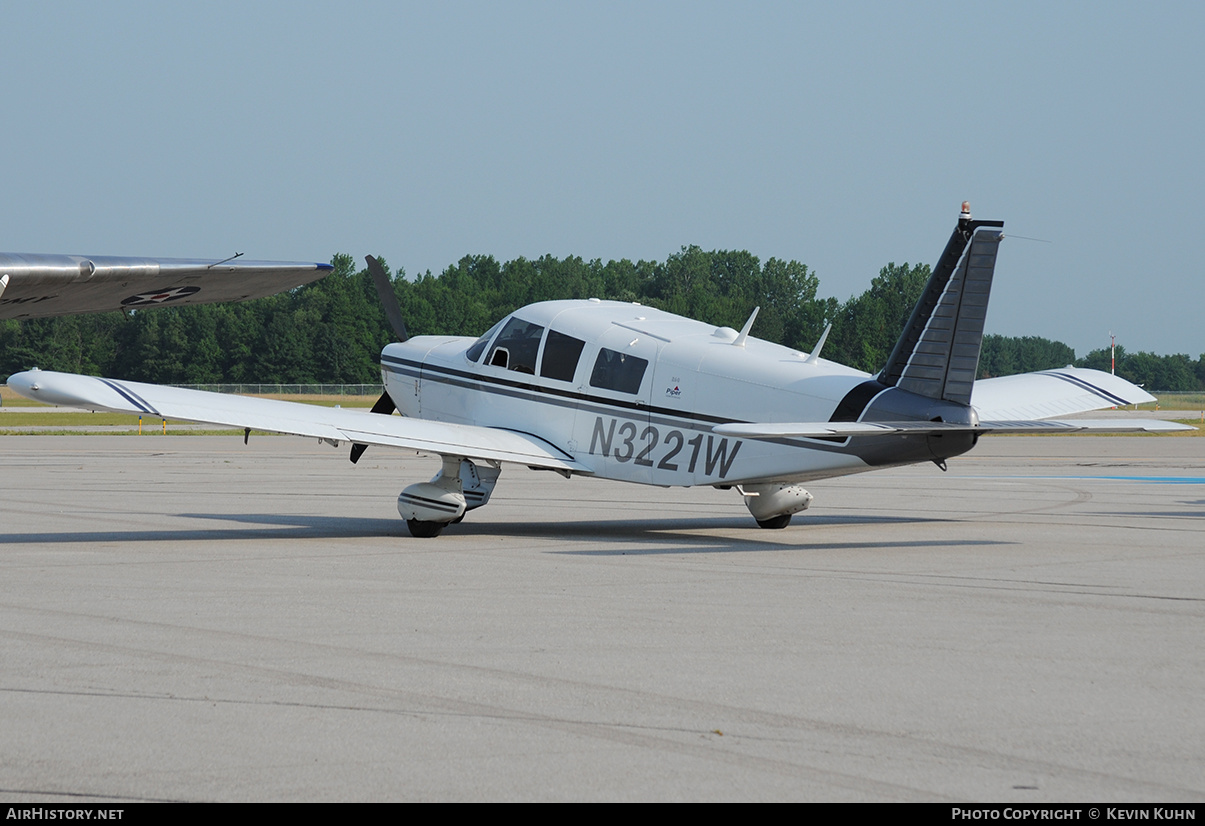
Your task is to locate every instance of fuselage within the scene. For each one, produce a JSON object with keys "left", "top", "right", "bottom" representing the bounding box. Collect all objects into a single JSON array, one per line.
[{"left": 378, "top": 299, "right": 977, "bottom": 488}]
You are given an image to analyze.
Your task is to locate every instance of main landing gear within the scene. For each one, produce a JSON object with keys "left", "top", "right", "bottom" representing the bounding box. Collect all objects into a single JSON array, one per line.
[
  {"left": 398, "top": 462, "right": 811, "bottom": 536},
  {"left": 397, "top": 457, "right": 500, "bottom": 538},
  {"left": 406, "top": 519, "right": 447, "bottom": 538},
  {"left": 740, "top": 483, "right": 813, "bottom": 529}
]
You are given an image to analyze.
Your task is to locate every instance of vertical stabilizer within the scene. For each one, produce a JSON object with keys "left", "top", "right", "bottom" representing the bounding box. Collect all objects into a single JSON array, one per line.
[{"left": 878, "top": 206, "right": 1003, "bottom": 406}]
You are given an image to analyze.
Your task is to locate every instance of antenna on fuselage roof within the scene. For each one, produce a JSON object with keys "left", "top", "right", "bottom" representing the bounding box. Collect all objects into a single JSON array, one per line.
[
  {"left": 731, "top": 306, "right": 760, "bottom": 348},
  {"left": 804, "top": 324, "right": 832, "bottom": 364}
]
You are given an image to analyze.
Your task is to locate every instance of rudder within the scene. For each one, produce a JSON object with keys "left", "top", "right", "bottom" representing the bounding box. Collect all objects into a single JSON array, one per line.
[{"left": 878, "top": 205, "right": 1004, "bottom": 406}]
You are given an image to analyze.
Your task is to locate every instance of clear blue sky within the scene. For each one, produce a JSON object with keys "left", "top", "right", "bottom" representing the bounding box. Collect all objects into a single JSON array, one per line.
[{"left": 3, "top": 1, "right": 1201, "bottom": 357}]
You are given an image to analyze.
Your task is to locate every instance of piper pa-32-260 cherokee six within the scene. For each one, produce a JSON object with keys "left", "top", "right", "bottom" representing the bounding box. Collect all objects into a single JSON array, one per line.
[{"left": 6, "top": 204, "right": 1189, "bottom": 537}]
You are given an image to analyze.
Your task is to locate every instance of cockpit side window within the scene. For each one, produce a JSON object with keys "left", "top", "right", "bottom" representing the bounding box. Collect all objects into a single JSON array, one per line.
[
  {"left": 539, "top": 330, "right": 586, "bottom": 383},
  {"left": 589, "top": 347, "right": 648, "bottom": 394},
  {"left": 466, "top": 320, "right": 504, "bottom": 363},
  {"left": 486, "top": 317, "right": 544, "bottom": 375}
]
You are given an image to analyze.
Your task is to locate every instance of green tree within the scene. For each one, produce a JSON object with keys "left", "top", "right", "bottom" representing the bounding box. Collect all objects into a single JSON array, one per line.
[
  {"left": 827, "top": 262, "right": 930, "bottom": 372},
  {"left": 979, "top": 334, "right": 1076, "bottom": 378}
]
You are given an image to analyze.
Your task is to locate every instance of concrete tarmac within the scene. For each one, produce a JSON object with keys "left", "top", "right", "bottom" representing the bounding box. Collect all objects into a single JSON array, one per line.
[{"left": 1, "top": 434, "right": 1202, "bottom": 802}]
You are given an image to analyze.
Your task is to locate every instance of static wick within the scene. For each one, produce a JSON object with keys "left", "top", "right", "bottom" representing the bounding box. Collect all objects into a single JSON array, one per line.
[{"left": 208, "top": 252, "right": 245, "bottom": 269}]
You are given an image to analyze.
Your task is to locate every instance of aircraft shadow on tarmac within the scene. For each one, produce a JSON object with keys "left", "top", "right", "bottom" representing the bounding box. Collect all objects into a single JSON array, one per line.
[
  {"left": 1103, "top": 509, "right": 1205, "bottom": 519},
  {"left": 0, "top": 511, "right": 1014, "bottom": 554},
  {"left": 0, "top": 514, "right": 401, "bottom": 545},
  {"left": 448, "top": 513, "right": 1013, "bottom": 554}
]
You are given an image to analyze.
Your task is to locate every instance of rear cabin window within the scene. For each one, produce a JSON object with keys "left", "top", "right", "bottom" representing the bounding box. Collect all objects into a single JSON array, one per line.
[
  {"left": 539, "top": 330, "right": 586, "bottom": 382},
  {"left": 486, "top": 317, "right": 544, "bottom": 375},
  {"left": 589, "top": 348, "right": 648, "bottom": 394}
]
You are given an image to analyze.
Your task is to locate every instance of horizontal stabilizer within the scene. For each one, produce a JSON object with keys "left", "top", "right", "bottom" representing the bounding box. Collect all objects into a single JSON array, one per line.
[
  {"left": 714, "top": 421, "right": 973, "bottom": 438},
  {"left": 5, "top": 370, "right": 589, "bottom": 472},
  {"left": 978, "top": 418, "right": 1192, "bottom": 434},
  {"left": 713, "top": 418, "right": 1192, "bottom": 440}
]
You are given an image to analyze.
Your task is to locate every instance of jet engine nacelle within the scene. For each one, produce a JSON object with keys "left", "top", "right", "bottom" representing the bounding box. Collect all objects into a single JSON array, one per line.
[{"left": 742, "top": 483, "right": 814, "bottom": 529}]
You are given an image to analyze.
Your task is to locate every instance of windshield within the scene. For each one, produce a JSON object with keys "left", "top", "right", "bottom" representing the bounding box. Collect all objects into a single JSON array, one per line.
[{"left": 465, "top": 319, "right": 504, "bottom": 363}]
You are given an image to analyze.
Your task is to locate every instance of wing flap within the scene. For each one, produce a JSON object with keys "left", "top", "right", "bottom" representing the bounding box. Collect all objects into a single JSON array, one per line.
[{"left": 6, "top": 370, "right": 588, "bottom": 472}]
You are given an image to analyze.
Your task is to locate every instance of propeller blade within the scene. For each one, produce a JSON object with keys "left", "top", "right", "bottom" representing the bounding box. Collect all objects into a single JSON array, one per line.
[
  {"left": 365, "top": 255, "right": 409, "bottom": 342},
  {"left": 349, "top": 391, "right": 398, "bottom": 464}
]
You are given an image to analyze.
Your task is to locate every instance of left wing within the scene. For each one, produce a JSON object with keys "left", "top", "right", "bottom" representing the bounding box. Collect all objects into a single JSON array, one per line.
[
  {"left": 0, "top": 253, "right": 332, "bottom": 319},
  {"left": 5, "top": 370, "right": 589, "bottom": 473}
]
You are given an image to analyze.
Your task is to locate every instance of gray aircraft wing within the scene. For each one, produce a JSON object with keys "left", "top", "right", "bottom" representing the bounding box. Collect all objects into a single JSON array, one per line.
[{"left": 0, "top": 253, "right": 333, "bottom": 319}]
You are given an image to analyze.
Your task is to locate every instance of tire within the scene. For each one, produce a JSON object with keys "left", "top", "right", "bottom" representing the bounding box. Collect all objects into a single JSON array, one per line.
[
  {"left": 407, "top": 519, "right": 446, "bottom": 538},
  {"left": 755, "top": 514, "right": 792, "bottom": 529}
]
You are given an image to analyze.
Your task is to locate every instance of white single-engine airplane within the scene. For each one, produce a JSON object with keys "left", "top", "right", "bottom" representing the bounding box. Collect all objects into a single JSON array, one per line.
[
  {"left": 0, "top": 252, "right": 332, "bottom": 319},
  {"left": 6, "top": 205, "right": 1190, "bottom": 537}
]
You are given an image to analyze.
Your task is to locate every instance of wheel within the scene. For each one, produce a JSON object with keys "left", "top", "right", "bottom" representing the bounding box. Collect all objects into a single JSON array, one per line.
[
  {"left": 407, "top": 519, "right": 446, "bottom": 538},
  {"left": 755, "top": 514, "right": 792, "bottom": 529}
]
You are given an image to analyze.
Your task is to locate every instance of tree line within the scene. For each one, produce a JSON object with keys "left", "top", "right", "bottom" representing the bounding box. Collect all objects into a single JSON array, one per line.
[{"left": 2, "top": 249, "right": 1203, "bottom": 391}]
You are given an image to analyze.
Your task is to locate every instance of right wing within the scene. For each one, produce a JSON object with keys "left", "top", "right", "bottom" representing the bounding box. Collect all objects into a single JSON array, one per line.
[
  {"left": 970, "top": 366, "right": 1157, "bottom": 420},
  {"left": 5, "top": 370, "right": 588, "bottom": 473}
]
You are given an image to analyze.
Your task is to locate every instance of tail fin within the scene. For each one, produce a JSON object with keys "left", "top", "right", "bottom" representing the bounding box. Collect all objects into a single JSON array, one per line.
[{"left": 878, "top": 205, "right": 1004, "bottom": 406}]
